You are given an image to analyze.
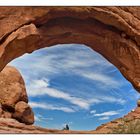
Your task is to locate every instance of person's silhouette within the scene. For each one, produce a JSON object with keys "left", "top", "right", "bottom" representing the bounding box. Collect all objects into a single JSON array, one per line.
[
  {"left": 65, "top": 124, "right": 69, "bottom": 130},
  {"left": 62, "top": 124, "right": 69, "bottom": 130}
]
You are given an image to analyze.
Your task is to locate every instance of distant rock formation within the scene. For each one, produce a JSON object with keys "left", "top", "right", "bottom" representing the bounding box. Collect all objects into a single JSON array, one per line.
[
  {"left": 91, "top": 103, "right": 140, "bottom": 134},
  {"left": 0, "top": 66, "right": 34, "bottom": 125}
]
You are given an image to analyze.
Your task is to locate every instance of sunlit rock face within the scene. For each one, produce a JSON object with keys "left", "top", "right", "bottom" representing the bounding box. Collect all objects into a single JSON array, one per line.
[
  {"left": 0, "top": 7, "right": 139, "bottom": 92},
  {"left": 92, "top": 104, "right": 140, "bottom": 134},
  {"left": 0, "top": 66, "right": 34, "bottom": 125}
]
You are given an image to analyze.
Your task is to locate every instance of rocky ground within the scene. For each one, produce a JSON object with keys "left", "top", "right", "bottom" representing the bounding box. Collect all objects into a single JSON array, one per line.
[
  {"left": 0, "top": 118, "right": 92, "bottom": 134},
  {"left": 0, "top": 106, "right": 140, "bottom": 134}
]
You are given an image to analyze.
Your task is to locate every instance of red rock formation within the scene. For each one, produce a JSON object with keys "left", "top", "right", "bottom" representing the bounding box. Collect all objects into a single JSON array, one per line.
[
  {"left": 0, "top": 66, "right": 34, "bottom": 125},
  {"left": 13, "top": 101, "right": 34, "bottom": 125},
  {"left": 91, "top": 106, "right": 140, "bottom": 134},
  {"left": 0, "top": 66, "right": 28, "bottom": 109},
  {"left": 0, "top": 6, "right": 140, "bottom": 133},
  {"left": 0, "top": 7, "right": 139, "bottom": 92}
]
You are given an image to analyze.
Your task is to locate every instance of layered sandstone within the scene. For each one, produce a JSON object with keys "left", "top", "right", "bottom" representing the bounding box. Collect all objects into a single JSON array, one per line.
[
  {"left": 0, "top": 66, "right": 34, "bottom": 125},
  {"left": 0, "top": 7, "right": 139, "bottom": 92}
]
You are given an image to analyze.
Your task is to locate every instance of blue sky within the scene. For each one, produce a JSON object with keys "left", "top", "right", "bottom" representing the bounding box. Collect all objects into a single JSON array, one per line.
[{"left": 9, "top": 44, "right": 140, "bottom": 131}]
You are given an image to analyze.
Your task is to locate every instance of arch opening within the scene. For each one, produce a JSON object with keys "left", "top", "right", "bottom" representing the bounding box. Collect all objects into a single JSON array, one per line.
[
  {"left": 9, "top": 44, "right": 140, "bottom": 131},
  {"left": 0, "top": 7, "right": 140, "bottom": 132}
]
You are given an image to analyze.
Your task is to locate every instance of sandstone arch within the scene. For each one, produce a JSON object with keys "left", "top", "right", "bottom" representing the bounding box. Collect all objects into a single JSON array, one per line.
[{"left": 0, "top": 7, "right": 140, "bottom": 92}]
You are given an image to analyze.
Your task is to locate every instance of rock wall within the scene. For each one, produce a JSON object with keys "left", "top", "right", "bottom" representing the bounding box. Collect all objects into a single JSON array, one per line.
[
  {"left": 0, "top": 7, "right": 139, "bottom": 92},
  {"left": 0, "top": 66, "right": 34, "bottom": 125}
]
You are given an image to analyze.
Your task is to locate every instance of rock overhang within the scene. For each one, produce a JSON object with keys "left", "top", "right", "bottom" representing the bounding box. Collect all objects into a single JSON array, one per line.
[{"left": 0, "top": 6, "right": 139, "bottom": 92}]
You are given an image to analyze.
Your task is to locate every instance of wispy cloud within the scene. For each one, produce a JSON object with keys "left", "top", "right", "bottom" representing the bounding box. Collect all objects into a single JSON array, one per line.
[
  {"left": 98, "top": 116, "right": 110, "bottom": 120},
  {"left": 10, "top": 44, "right": 120, "bottom": 86},
  {"left": 90, "top": 110, "right": 121, "bottom": 121},
  {"left": 77, "top": 71, "right": 121, "bottom": 88},
  {"left": 28, "top": 79, "right": 91, "bottom": 110},
  {"left": 29, "top": 101, "right": 75, "bottom": 113},
  {"left": 93, "top": 110, "right": 120, "bottom": 117},
  {"left": 27, "top": 79, "right": 126, "bottom": 110},
  {"left": 94, "top": 96, "right": 126, "bottom": 105},
  {"left": 90, "top": 110, "right": 96, "bottom": 114},
  {"left": 35, "top": 114, "right": 53, "bottom": 122}
]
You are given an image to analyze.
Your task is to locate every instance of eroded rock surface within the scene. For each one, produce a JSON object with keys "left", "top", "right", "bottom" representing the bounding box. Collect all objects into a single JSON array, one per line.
[
  {"left": 0, "top": 7, "right": 139, "bottom": 92},
  {"left": 0, "top": 66, "right": 34, "bottom": 125},
  {"left": 91, "top": 106, "right": 140, "bottom": 134},
  {"left": 13, "top": 101, "right": 34, "bottom": 125},
  {"left": 0, "top": 65, "right": 28, "bottom": 109}
]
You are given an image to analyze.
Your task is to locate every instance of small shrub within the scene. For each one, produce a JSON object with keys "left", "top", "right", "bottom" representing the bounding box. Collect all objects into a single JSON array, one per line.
[{"left": 112, "top": 119, "right": 140, "bottom": 134}]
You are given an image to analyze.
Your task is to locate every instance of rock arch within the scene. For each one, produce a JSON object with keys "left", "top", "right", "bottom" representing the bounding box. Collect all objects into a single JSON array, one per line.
[{"left": 0, "top": 7, "right": 140, "bottom": 92}]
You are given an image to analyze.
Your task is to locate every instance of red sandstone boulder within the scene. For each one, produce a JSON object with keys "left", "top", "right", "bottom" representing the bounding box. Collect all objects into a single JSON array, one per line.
[
  {"left": 0, "top": 66, "right": 34, "bottom": 125},
  {"left": 13, "top": 101, "right": 34, "bottom": 125},
  {"left": 0, "top": 66, "right": 28, "bottom": 109}
]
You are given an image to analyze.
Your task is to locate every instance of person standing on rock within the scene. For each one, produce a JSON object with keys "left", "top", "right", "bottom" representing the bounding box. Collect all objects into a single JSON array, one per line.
[
  {"left": 62, "top": 124, "right": 69, "bottom": 130},
  {"left": 66, "top": 124, "right": 69, "bottom": 130}
]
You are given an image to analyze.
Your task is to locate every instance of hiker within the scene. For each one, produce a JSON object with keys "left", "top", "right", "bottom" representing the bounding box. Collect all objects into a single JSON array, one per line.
[
  {"left": 66, "top": 124, "right": 69, "bottom": 130},
  {"left": 62, "top": 124, "right": 69, "bottom": 130}
]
